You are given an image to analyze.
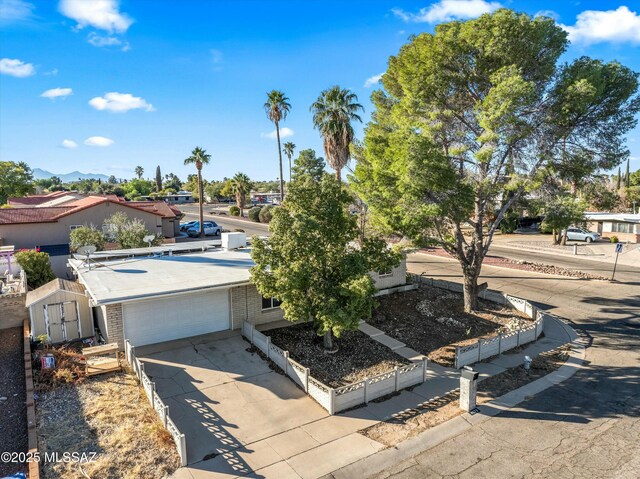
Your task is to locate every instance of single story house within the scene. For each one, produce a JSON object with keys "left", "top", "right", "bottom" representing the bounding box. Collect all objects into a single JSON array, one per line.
[
  {"left": 0, "top": 193, "right": 182, "bottom": 276},
  {"left": 25, "top": 278, "right": 93, "bottom": 343},
  {"left": 585, "top": 212, "right": 640, "bottom": 243},
  {"left": 68, "top": 235, "right": 407, "bottom": 348}
]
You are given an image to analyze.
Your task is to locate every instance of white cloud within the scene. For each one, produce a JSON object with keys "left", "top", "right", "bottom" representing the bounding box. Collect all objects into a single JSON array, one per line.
[
  {"left": 44, "top": 68, "right": 59, "bottom": 76},
  {"left": 0, "top": 0, "right": 35, "bottom": 23},
  {"left": 87, "top": 32, "right": 130, "bottom": 51},
  {"left": 84, "top": 136, "right": 114, "bottom": 147},
  {"left": 41, "top": 87, "right": 73, "bottom": 99},
  {"left": 61, "top": 139, "right": 78, "bottom": 148},
  {"left": 59, "top": 0, "right": 133, "bottom": 33},
  {"left": 211, "top": 49, "right": 223, "bottom": 64},
  {"left": 261, "top": 127, "right": 294, "bottom": 139},
  {"left": 562, "top": 6, "right": 640, "bottom": 45},
  {"left": 0, "top": 57, "right": 35, "bottom": 77},
  {"left": 364, "top": 73, "right": 384, "bottom": 88},
  {"left": 392, "top": 0, "right": 502, "bottom": 23},
  {"left": 88, "top": 92, "right": 154, "bottom": 113},
  {"left": 534, "top": 10, "right": 559, "bottom": 21}
]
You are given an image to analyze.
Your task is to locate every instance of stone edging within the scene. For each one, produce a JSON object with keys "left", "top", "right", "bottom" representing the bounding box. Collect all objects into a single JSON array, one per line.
[
  {"left": 23, "top": 318, "right": 39, "bottom": 479},
  {"left": 325, "top": 316, "right": 586, "bottom": 479}
]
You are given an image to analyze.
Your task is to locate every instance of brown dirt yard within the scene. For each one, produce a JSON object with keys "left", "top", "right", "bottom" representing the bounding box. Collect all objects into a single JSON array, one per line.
[
  {"left": 363, "top": 346, "right": 570, "bottom": 446},
  {"left": 368, "top": 285, "right": 532, "bottom": 367},
  {"left": 36, "top": 372, "right": 180, "bottom": 479},
  {"left": 266, "top": 323, "right": 410, "bottom": 388}
]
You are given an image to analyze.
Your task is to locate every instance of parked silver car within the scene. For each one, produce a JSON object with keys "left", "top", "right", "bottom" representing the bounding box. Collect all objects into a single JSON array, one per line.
[{"left": 565, "top": 227, "right": 600, "bottom": 243}]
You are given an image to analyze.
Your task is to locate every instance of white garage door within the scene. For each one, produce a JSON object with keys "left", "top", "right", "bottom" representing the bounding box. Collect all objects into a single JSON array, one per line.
[{"left": 123, "top": 289, "right": 230, "bottom": 347}]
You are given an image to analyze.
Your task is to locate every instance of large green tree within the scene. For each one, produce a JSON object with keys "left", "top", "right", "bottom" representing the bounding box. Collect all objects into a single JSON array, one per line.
[
  {"left": 311, "top": 86, "right": 363, "bottom": 182},
  {"left": 251, "top": 154, "right": 400, "bottom": 351},
  {"left": 184, "top": 147, "right": 211, "bottom": 236},
  {"left": 0, "top": 161, "right": 35, "bottom": 204},
  {"left": 353, "top": 9, "right": 640, "bottom": 311},
  {"left": 283, "top": 141, "right": 296, "bottom": 182},
  {"left": 228, "top": 172, "right": 253, "bottom": 217},
  {"left": 264, "top": 90, "right": 291, "bottom": 202},
  {"left": 135, "top": 166, "right": 144, "bottom": 179}
]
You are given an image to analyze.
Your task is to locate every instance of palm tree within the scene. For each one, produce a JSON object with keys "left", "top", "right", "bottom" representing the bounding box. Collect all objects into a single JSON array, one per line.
[
  {"left": 264, "top": 90, "right": 291, "bottom": 201},
  {"left": 230, "top": 172, "right": 253, "bottom": 217},
  {"left": 283, "top": 142, "right": 296, "bottom": 182},
  {"left": 310, "top": 86, "right": 363, "bottom": 182},
  {"left": 135, "top": 166, "right": 144, "bottom": 179},
  {"left": 183, "top": 147, "right": 211, "bottom": 237}
]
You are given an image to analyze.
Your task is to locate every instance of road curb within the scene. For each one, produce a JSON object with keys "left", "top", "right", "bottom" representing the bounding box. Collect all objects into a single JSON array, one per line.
[{"left": 324, "top": 320, "right": 586, "bottom": 479}]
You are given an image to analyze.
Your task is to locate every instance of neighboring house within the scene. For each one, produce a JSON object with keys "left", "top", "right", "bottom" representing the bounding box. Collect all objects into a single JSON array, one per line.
[
  {"left": 584, "top": 212, "right": 640, "bottom": 243},
  {"left": 155, "top": 191, "right": 194, "bottom": 204},
  {"left": 0, "top": 193, "right": 182, "bottom": 276},
  {"left": 68, "top": 234, "right": 407, "bottom": 349}
]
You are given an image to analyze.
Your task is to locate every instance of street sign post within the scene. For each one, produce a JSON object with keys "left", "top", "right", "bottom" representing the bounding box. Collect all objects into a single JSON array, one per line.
[{"left": 611, "top": 243, "right": 623, "bottom": 281}]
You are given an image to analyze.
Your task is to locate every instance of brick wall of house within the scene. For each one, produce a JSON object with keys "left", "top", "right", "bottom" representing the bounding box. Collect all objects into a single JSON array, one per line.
[
  {"left": 0, "top": 293, "right": 28, "bottom": 330},
  {"left": 230, "top": 284, "right": 284, "bottom": 330},
  {"left": 105, "top": 303, "right": 124, "bottom": 348}
]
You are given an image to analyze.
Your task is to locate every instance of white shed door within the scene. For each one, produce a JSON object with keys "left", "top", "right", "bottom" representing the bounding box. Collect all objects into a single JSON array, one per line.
[{"left": 122, "top": 289, "right": 229, "bottom": 347}]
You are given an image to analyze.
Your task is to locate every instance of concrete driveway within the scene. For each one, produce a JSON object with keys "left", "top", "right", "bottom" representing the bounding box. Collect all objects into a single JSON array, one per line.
[{"left": 137, "top": 332, "right": 387, "bottom": 478}]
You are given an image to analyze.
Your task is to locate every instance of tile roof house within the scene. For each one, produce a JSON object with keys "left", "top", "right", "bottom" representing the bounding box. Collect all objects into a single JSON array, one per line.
[{"left": 0, "top": 192, "right": 183, "bottom": 276}]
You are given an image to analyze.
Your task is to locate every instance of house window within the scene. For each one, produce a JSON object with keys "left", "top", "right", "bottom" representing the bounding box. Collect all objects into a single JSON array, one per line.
[
  {"left": 378, "top": 269, "right": 394, "bottom": 278},
  {"left": 611, "top": 222, "right": 633, "bottom": 234},
  {"left": 69, "top": 225, "right": 82, "bottom": 231},
  {"left": 261, "top": 295, "right": 282, "bottom": 310}
]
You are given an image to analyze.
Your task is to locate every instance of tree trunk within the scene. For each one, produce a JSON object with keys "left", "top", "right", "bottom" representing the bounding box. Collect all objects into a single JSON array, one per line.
[
  {"left": 335, "top": 169, "right": 341, "bottom": 183},
  {"left": 276, "top": 120, "right": 285, "bottom": 203},
  {"left": 197, "top": 167, "right": 204, "bottom": 237},
  {"left": 462, "top": 268, "right": 480, "bottom": 312},
  {"left": 561, "top": 230, "right": 567, "bottom": 245},
  {"left": 323, "top": 330, "right": 335, "bottom": 351}
]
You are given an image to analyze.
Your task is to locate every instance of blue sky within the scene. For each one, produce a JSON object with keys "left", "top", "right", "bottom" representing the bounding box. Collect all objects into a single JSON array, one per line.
[{"left": 1, "top": 0, "right": 639, "bottom": 182}]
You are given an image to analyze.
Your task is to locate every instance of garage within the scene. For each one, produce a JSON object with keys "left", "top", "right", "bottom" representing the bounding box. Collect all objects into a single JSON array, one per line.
[{"left": 123, "top": 289, "right": 230, "bottom": 347}]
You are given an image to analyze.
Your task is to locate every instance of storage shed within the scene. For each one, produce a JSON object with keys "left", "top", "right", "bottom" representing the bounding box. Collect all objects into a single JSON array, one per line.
[{"left": 25, "top": 278, "right": 93, "bottom": 343}]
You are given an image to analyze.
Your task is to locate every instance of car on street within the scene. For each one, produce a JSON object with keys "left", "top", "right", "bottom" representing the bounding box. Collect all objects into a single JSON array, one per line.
[
  {"left": 179, "top": 221, "right": 198, "bottom": 232},
  {"left": 186, "top": 221, "right": 222, "bottom": 237},
  {"left": 564, "top": 227, "right": 600, "bottom": 243}
]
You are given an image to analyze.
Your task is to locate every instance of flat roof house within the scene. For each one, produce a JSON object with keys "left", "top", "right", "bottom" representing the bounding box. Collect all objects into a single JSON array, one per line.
[
  {"left": 0, "top": 193, "right": 182, "bottom": 276},
  {"left": 68, "top": 235, "right": 407, "bottom": 349},
  {"left": 585, "top": 212, "right": 640, "bottom": 243}
]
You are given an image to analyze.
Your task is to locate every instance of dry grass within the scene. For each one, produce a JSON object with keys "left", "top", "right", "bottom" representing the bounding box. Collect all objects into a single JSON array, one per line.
[
  {"left": 37, "top": 372, "right": 180, "bottom": 479},
  {"left": 34, "top": 346, "right": 87, "bottom": 392}
]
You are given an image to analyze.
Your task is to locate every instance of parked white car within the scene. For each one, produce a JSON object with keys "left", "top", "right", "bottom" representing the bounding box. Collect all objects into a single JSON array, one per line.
[
  {"left": 564, "top": 227, "right": 600, "bottom": 243},
  {"left": 187, "top": 221, "right": 222, "bottom": 237}
]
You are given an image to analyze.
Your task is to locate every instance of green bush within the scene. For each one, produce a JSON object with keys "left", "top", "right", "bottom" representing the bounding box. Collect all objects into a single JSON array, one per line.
[
  {"left": 540, "top": 222, "right": 553, "bottom": 234},
  {"left": 259, "top": 205, "right": 275, "bottom": 223},
  {"left": 69, "top": 225, "right": 105, "bottom": 252},
  {"left": 15, "top": 250, "right": 55, "bottom": 289},
  {"left": 499, "top": 211, "right": 519, "bottom": 234},
  {"left": 610, "top": 235, "right": 619, "bottom": 243},
  {"left": 248, "top": 206, "right": 262, "bottom": 222},
  {"left": 229, "top": 205, "right": 240, "bottom": 216}
]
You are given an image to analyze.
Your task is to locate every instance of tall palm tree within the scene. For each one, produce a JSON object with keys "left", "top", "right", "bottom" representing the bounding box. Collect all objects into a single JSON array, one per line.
[
  {"left": 264, "top": 90, "right": 291, "bottom": 201},
  {"left": 283, "top": 142, "right": 296, "bottom": 182},
  {"left": 183, "top": 147, "right": 211, "bottom": 237},
  {"left": 230, "top": 172, "right": 253, "bottom": 217},
  {"left": 310, "top": 86, "right": 363, "bottom": 182},
  {"left": 135, "top": 166, "right": 144, "bottom": 179}
]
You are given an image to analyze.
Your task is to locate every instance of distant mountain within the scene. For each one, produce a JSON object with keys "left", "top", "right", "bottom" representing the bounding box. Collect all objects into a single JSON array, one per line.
[{"left": 32, "top": 168, "right": 111, "bottom": 183}]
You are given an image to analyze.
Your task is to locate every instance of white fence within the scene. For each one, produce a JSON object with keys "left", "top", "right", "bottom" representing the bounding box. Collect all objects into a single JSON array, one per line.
[
  {"left": 242, "top": 321, "right": 428, "bottom": 414},
  {"left": 125, "top": 341, "right": 188, "bottom": 466},
  {"left": 408, "top": 274, "right": 546, "bottom": 369}
]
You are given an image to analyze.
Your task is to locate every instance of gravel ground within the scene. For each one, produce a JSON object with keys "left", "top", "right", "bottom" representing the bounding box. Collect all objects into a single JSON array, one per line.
[
  {"left": 266, "top": 323, "right": 409, "bottom": 388},
  {"left": 0, "top": 327, "right": 27, "bottom": 478},
  {"left": 362, "top": 346, "right": 569, "bottom": 446},
  {"left": 368, "top": 285, "right": 531, "bottom": 366}
]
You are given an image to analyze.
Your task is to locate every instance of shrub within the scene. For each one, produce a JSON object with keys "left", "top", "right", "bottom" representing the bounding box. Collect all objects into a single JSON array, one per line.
[
  {"left": 229, "top": 205, "right": 240, "bottom": 216},
  {"left": 248, "top": 206, "right": 262, "bottom": 222},
  {"left": 540, "top": 222, "right": 553, "bottom": 234},
  {"left": 499, "top": 211, "right": 519, "bottom": 234},
  {"left": 15, "top": 250, "right": 55, "bottom": 289},
  {"left": 234, "top": 229, "right": 245, "bottom": 233},
  {"left": 69, "top": 225, "right": 105, "bottom": 252},
  {"left": 103, "top": 212, "right": 163, "bottom": 249},
  {"left": 610, "top": 235, "right": 619, "bottom": 243},
  {"left": 259, "top": 205, "right": 275, "bottom": 223}
]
